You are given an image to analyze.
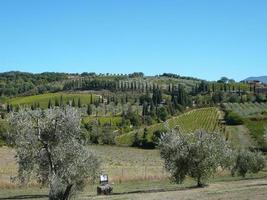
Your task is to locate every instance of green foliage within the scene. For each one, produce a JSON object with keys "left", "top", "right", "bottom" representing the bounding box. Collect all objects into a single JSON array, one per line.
[
  {"left": 225, "top": 112, "right": 244, "bottom": 125},
  {"left": 116, "top": 107, "right": 222, "bottom": 147},
  {"left": 0, "top": 71, "right": 67, "bottom": 97},
  {"left": 231, "top": 149, "right": 265, "bottom": 177},
  {"left": 86, "top": 104, "right": 93, "bottom": 115},
  {"left": 0, "top": 119, "right": 9, "bottom": 146},
  {"left": 244, "top": 119, "right": 267, "bottom": 148},
  {"left": 157, "top": 106, "right": 168, "bottom": 121},
  {"left": 124, "top": 110, "right": 142, "bottom": 127},
  {"left": 159, "top": 130, "right": 233, "bottom": 187},
  {"left": 5, "top": 92, "right": 97, "bottom": 109},
  {"left": 7, "top": 106, "right": 100, "bottom": 199},
  {"left": 223, "top": 102, "right": 267, "bottom": 118}
]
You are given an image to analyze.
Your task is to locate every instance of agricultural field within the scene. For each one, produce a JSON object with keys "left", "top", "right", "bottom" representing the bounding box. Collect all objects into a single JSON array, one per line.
[
  {"left": 223, "top": 102, "right": 267, "bottom": 118},
  {"left": 244, "top": 119, "right": 267, "bottom": 148},
  {"left": 4, "top": 92, "right": 99, "bottom": 109},
  {"left": 225, "top": 125, "right": 255, "bottom": 148},
  {"left": 0, "top": 145, "right": 164, "bottom": 185},
  {"left": 223, "top": 102, "right": 267, "bottom": 148},
  {"left": 116, "top": 107, "right": 223, "bottom": 146},
  {"left": 1, "top": 144, "right": 267, "bottom": 200},
  {"left": 82, "top": 116, "right": 122, "bottom": 127},
  {"left": 166, "top": 107, "right": 222, "bottom": 133}
]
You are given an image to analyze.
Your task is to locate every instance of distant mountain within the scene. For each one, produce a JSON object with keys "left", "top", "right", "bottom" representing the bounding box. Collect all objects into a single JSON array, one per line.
[{"left": 244, "top": 76, "right": 267, "bottom": 84}]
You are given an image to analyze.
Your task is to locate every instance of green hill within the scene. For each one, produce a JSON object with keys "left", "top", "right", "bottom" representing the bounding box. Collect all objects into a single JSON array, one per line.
[
  {"left": 115, "top": 107, "right": 223, "bottom": 146},
  {"left": 4, "top": 92, "right": 98, "bottom": 109}
]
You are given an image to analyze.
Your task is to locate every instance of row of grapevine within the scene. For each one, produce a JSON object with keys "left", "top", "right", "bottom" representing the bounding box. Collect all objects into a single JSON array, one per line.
[
  {"left": 115, "top": 107, "right": 223, "bottom": 146},
  {"left": 167, "top": 107, "right": 222, "bottom": 133}
]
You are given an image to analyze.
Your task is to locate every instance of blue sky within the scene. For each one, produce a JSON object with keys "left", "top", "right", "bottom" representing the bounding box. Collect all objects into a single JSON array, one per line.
[{"left": 0, "top": 0, "right": 266, "bottom": 81}]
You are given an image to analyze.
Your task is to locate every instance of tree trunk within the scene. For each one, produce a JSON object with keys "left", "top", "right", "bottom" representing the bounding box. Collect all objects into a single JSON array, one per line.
[
  {"left": 197, "top": 176, "right": 203, "bottom": 187},
  {"left": 62, "top": 184, "right": 73, "bottom": 200}
]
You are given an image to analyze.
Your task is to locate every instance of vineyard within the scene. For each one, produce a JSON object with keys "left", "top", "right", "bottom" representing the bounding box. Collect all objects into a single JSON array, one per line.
[
  {"left": 167, "top": 107, "right": 222, "bottom": 133},
  {"left": 116, "top": 107, "right": 223, "bottom": 146},
  {"left": 223, "top": 102, "right": 267, "bottom": 118}
]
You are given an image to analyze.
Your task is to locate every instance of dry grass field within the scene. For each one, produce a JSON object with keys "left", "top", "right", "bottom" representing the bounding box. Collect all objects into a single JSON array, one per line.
[
  {"left": 0, "top": 145, "right": 165, "bottom": 185},
  {"left": 1, "top": 145, "right": 267, "bottom": 200}
]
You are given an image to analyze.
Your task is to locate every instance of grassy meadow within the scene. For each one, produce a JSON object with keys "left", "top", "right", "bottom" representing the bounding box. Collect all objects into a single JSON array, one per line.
[
  {"left": 1, "top": 144, "right": 267, "bottom": 200},
  {"left": 4, "top": 92, "right": 99, "bottom": 108}
]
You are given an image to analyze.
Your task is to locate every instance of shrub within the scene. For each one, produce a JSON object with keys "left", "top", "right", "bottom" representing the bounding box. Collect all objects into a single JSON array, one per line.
[
  {"left": 0, "top": 120, "right": 9, "bottom": 146},
  {"left": 157, "top": 106, "right": 168, "bottom": 121},
  {"left": 225, "top": 111, "right": 244, "bottom": 125},
  {"left": 231, "top": 149, "right": 265, "bottom": 177}
]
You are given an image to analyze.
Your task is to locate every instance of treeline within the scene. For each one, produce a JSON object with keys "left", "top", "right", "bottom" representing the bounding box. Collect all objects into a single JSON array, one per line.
[
  {"left": 63, "top": 78, "right": 163, "bottom": 92},
  {"left": 194, "top": 81, "right": 252, "bottom": 94},
  {"left": 159, "top": 73, "right": 201, "bottom": 81},
  {"left": 0, "top": 71, "right": 67, "bottom": 96},
  {"left": 0, "top": 71, "right": 202, "bottom": 97}
]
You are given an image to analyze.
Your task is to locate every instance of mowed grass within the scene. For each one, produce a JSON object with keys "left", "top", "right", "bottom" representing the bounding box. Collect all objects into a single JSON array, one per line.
[
  {"left": 116, "top": 107, "right": 223, "bottom": 146},
  {"left": 5, "top": 92, "right": 98, "bottom": 108},
  {"left": 1, "top": 171, "right": 267, "bottom": 200}
]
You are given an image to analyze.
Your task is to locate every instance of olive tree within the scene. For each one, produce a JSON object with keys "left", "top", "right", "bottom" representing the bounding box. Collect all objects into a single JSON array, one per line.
[
  {"left": 159, "top": 130, "right": 233, "bottom": 187},
  {"left": 8, "top": 106, "right": 100, "bottom": 200},
  {"left": 231, "top": 149, "right": 265, "bottom": 177}
]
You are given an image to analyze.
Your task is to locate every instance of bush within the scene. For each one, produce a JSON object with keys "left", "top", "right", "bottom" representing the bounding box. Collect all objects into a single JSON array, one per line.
[
  {"left": 225, "top": 112, "right": 244, "bottom": 125},
  {"left": 0, "top": 120, "right": 9, "bottom": 146},
  {"left": 157, "top": 106, "right": 168, "bottom": 121},
  {"left": 159, "top": 130, "right": 233, "bottom": 187},
  {"left": 98, "top": 127, "right": 117, "bottom": 145},
  {"left": 152, "top": 129, "right": 165, "bottom": 144},
  {"left": 231, "top": 149, "right": 265, "bottom": 177}
]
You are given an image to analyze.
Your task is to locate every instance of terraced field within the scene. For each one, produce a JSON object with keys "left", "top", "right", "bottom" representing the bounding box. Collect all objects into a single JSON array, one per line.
[{"left": 116, "top": 107, "right": 223, "bottom": 146}]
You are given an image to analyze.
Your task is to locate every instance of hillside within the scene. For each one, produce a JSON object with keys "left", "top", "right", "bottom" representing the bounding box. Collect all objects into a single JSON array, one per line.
[
  {"left": 244, "top": 76, "right": 267, "bottom": 84},
  {"left": 115, "top": 107, "right": 223, "bottom": 147},
  {"left": 0, "top": 71, "right": 201, "bottom": 97},
  {"left": 4, "top": 92, "right": 98, "bottom": 109}
]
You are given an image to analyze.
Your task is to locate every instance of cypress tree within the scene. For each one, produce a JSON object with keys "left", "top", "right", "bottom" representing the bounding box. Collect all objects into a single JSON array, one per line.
[
  {"left": 87, "top": 104, "right": 92, "bottom": 115},
  {"left": 7, "top": 103, "right": 10, "bottom": 113},
  {"left": 55, "top": 98, "right": 59, "bottom": 107},
  {"left": 60, "top": 95, "right": 64, "bottom": 106},
  {"left": 48, "top": 99, "right": 52, "bottom": 108},
  {"left": 90, "top": 94, "right": 93, "bottom": 104},
  {"left": 72, "top": 98, "right": 76, "bottom": 107},
  {"left": 78, "top": 98, "right": 81, "bottom": 108}
]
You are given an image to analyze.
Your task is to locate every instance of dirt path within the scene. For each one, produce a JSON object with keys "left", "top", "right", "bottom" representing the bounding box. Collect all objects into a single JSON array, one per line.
[{"left": 90, "top": 179, "right": 267, "bottom": 200}]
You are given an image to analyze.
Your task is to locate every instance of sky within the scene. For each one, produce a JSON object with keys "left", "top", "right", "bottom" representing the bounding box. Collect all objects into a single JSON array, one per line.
[{"left": 0, "top": 0, "right": 267, "bottom": 81}]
